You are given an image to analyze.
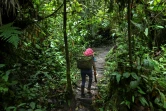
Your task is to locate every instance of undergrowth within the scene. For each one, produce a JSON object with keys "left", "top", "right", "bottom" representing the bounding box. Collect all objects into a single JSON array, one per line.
[{"left": 94, "top": 37, "right": 166, "bottom": 111}]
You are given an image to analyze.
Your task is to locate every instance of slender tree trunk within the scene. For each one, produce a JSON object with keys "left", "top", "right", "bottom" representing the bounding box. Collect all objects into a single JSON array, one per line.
[
  {"left": 128, "top": 0, "right": 132, "bottom": 71},
  {"left": 63, "top": 0, "right": 73, "bottom": 98},
  {"left": 149, "top": 16, "right": 155, "bottom": 50}
]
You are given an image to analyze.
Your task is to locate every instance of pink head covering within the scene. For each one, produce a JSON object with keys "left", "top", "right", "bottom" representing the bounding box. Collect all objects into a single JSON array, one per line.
[{"left": 83, "top": 48, "right": 94, "bottom": 56}]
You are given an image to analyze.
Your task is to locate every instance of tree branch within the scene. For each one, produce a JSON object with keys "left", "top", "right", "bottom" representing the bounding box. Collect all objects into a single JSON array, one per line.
[{"left": 38, "top": 3, "right": 64, "bottom": 21}]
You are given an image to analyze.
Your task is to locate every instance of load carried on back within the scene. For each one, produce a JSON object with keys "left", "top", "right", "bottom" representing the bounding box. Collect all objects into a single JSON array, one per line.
[
  {"left": 77, "top": 56, "right": 93, "bottom": 69},
  {"left": 76, "top": 48, "right": 94, "bottom": 69}
]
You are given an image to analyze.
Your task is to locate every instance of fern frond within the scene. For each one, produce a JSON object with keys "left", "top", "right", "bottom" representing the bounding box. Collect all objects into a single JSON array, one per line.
[{"left": 0, "top": 23, "right": 22, "bottom": 48}]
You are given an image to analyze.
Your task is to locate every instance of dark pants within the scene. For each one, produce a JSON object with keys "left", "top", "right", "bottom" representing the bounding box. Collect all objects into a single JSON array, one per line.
[{"left": 81, "top": 69, "right": 92, "bottom": 87}]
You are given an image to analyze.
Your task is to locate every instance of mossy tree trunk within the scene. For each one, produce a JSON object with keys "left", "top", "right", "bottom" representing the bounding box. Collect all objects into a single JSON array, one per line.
[
  {"left": 63, "top": 0, "right": 73, "bottom": 98},
  {"left": 128, "top": 0, "right": 132, "bottom": 71}
]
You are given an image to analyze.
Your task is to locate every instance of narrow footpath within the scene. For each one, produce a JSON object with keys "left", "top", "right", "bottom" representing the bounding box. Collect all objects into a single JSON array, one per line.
[{"left": 74, "top": 46, "right": 111, "bottom": 111}]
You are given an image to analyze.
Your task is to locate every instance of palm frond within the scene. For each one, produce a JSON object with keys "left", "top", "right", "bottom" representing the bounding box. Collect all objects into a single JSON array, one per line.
[{"left": 0, "top": 23, "right": 22, "bottom": 48}]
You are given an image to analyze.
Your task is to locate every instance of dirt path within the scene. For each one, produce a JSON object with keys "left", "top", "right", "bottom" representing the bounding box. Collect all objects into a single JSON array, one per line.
[{"left": 74, "top": 46, "right": 111, "bottom": 111}]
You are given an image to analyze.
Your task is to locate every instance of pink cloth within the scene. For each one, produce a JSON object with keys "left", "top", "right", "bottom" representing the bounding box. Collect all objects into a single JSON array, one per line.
[{"left": 83, "top": 48, "right": 94, "bottom": 56}]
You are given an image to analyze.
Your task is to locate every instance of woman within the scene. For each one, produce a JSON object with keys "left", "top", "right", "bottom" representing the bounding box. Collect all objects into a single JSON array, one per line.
[{"left": 80, "top": 48, "right": 97, "bottom": 97}]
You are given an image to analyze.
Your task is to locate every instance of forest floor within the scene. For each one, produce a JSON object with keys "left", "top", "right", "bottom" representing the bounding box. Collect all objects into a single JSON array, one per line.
[{"left": 73, "top": 45, "right": 112, "bottom": 111}]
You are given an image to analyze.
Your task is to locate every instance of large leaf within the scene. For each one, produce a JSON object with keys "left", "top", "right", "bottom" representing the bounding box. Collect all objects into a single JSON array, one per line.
[
  {"left": 116, "top": 73, "right": 121, "bottom": 83},
  {"left": 144, "top": 28, "right": 148, "bottom": 36},
  {"left": 130, "top": 80, "right": 139, "bottom": 89},
  {"left": 17, "top": 103, "right": 26, "bottom": 107},
  {"left": 131, "top": 20, "right": 144, "bottom": 31},
  {"left": 2, "top": 70, "right": 11, "bottom": 82},
  {"left": 30, "top": 102, "right": 36, "bottom": 109},
  {"left": 111, "top": 72, "right": 121, "bottom": 83},
  {"left": 0, "top": 64, "right": 5, "bottom": 68},
  {"left": 159, "top": 91, "right": 166, "bottom": 108},
  {"left": 131, "top": 72, "right": 139, "bottom": 80},
  {"left": 123, "top": 72, "right": 130, "bottom": 78},
  {"left": 0, "top": 23, "right": 22, "bottom": 48},
  {"left": 153, "top": 25, "right": 164, "bottom": 29},
  {"left": 7, "top": 34, "right": 20, "bottom": 48}
]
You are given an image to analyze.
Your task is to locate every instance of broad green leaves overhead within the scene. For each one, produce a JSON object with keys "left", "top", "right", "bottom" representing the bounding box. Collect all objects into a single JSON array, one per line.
[
  {"left": 32, "top": 0, "right": 63, "bottom": 17},
  {"left": 148, "top": 0, "right": 166, "bottom": 11}
]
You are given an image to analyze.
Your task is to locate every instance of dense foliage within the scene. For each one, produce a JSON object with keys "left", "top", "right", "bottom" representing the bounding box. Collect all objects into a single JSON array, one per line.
[
  {"left": 94, "top": 0, "right": 166, "bottom": 111},
  {"left": 0, "top": 0, "right": 111, "bottom": 110},
  {"left": 0, "top": 0, "right": 166, "bottom": 111}
]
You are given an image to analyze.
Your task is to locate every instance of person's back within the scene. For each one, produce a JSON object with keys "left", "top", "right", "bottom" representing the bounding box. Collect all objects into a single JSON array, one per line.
[{"left": 78, "top": 48, "right": 97, "bottom": 97}]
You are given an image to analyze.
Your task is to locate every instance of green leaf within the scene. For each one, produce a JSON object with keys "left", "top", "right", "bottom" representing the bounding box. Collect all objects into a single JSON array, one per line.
[
  {"left": 131, "top": 20, "right": 143, "bottom": 31},
  {"left": 131, "top": 72, "right": 138, "bottom": 80},
  {"left": 7, "top": 34, "right": 20, "bottom": 48},
  {"left": 144, "top": 28, "right": 148, "bottom": 36},
  {"left": 138, "top": 87, "right": 146, "bottom": 94},
  {"left": 159, "top": 91, "right": 165, "bottom": 104},
  {"left": 111, "top": 72, "right": 119, "bottom": 75},
  {"left": 120, "top": 101, "right": 125, "bottom": 105},
  {"left": 43, "top": 72, "right": 51, "bottom": 79},
  {"left": 156, "top": 25, "right": 164, "bottom": 29},
  {"left": 0, "top": 64, "right": 5, "bottom": 68},
  {"left": 2, "top": 70, "right": 10, "bottom": 81},
  {"left": 149, "top": 101, "right": 154, "bottom": 111},
  {"left": 143, "top": 59, "right": 150, "bottom": 67},
  {"left": 164, "top": 103, "right": 166, "bottom": 109},
  {"left": 164, "top": 101, "right": 166, "bottom": 109},
  {"left": 0, "top": 87, "right": 8, "bottom": 92},
  {"left": 99, "top": 108, "right": 104, "bottom": 111},
  {"left": 139, "top": 97, "right": 148, "bottom": 106},
  {"left": 6, "top": 106, "right": 16, "bottom": 110},
  {"left": 153, "top": 25, "right": 164, "bottom": 29},
  {"left": 116, "top": 73, "right": 121, "bottom": 83},
  {"left": 132, "top": 96, "right": 135, "bottom": 102},
  {"left": 123, "top": 72, "right": 130, "bottom": 78},
  {"left": 30, "top": 102, "right": 36, "bottom": 109},
  {"left": 130, "top": 80, "right": 139, "bottom": 89},
  {"left": 14, "top": 108, "right": 17, "bottom": 111},
  {"left": 10, "top": 81, "right": 18, "bottom": 85},
  {"left": 154, "top": 97, "right": 160, "bottom": 104},
  {"left": 141, "top": 75, "right": 148, "bottom": 82},
  {"left": 35, "top": 44, "right": 41, "bottom": 49},
  {"left": 121, "top": 100, "right": 131, "bottom": 108},
  {"left": 0, "top": 23, "right": 21, "bottom": 48},
  {"left": 18, "top": 103, "right": 26, "bottom": 107}
]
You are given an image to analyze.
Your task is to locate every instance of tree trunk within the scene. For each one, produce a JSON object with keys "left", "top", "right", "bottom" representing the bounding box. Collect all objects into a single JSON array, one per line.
[
  {"left": 148, "top": 15, "right": 155, "bottom": 50},
  {"left": 63, "top": 0, "right": 73, "bottom": 98},
  {"left": 128, "top": 0, "right": 132, "bottom": 71}
]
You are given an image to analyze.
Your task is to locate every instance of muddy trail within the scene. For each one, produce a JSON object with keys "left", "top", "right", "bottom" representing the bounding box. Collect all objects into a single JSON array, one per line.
[{"left": 73, "top": 46, "right": 111, "bottom": 111}]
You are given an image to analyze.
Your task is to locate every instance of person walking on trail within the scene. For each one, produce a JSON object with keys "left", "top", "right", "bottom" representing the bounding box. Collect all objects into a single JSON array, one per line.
[{"left": 80, "top": 48, "right": 97, "bottom": 97}]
